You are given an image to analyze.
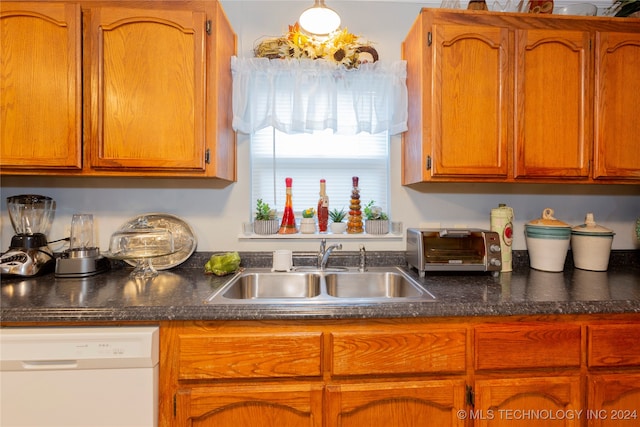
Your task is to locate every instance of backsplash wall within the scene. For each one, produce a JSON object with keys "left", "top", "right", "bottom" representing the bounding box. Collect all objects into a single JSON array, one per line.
[{"left": 1, "top": 1, "right": 638, "bottom": 253}]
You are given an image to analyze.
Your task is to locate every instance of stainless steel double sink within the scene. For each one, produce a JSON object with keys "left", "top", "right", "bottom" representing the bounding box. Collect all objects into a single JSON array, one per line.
[{"left": 205, "top": 267, "right": 436, "bottom": 304}]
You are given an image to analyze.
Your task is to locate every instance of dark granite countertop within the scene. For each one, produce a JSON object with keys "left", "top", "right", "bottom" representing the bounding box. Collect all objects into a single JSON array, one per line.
[{"left": 1, "top": 251, "right": 639, "bottom": 323}]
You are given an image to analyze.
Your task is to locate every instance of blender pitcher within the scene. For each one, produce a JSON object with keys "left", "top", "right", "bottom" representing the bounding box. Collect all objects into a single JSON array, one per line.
[{"left": 1, "top": 195, "right": 56, "bottom": 276}]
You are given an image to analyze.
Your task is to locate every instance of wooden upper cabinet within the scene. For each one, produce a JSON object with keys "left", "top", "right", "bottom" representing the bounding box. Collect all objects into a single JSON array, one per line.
[
  {"left": 87, "top": 6, "right": 207, "bottom": 173},
  {"left": 514, "top": 28, "right": 592, "bottom": 180},
  {"left": 1, "top": 1, "right": 236, "bottom": 179},
  {"left": 0, "top": 2, "right": 82, "bottom": 170},
  {"left": 593, "top": 30, "right": 640, "bottom": 181},
  {"left": 431, "top": 22, "right": 510, "bottom": 179},
  {"left": 402, "top": 11, "right": 510, "bottom": 183},
  {"left": 402, "top": 10, "right": 640, "bottom": 184}
]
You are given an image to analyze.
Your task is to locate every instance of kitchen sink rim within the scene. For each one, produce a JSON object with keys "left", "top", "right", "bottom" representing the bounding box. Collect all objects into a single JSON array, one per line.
[{"left": 204, "top": 266, "right": 437, "bottom": 305}]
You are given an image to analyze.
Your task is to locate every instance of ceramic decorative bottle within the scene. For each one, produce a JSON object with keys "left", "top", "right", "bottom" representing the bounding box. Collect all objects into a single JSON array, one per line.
[
  {"left": 317, "top": 179, "right": 329, "bottom": 233},
  {"left": 491, "top": 203, "right": 514, "bottom": 272},
  {"left": 279, "top": 177, "right": 298, "bottom": 234},
  {"left": 347, "top": 176, "right": 364, "bottom": 234}
]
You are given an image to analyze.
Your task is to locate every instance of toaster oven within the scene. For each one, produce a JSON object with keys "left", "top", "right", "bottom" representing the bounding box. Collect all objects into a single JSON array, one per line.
[{"left": 406, "top": 228, "right": 502, "bottom": 276}]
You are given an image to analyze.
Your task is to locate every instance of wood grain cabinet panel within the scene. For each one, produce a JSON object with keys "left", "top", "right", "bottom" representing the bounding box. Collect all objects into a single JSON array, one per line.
[
  {"left": 326, "top": 380, "right": 467, "bottom": 427},
  {"left": 587, "top": 324, "right": 640, "bottom": 368},
  {"left": 593, "top": 30, "right": 640, "bottom": 180},
  {"left": 177, "top": 331, "right": 322, "bottom": 379},
  {"left": 176, "top": 384, "right": 323, "bottom": 427},
  {"left": 0, "top": 2, "right": 82, "bottom": 170},
  {"left": 475, "top": 323, "right": 581, "bottom": 370},
  {"left": 402, "top": 11, "right": 510, "bottom": 183},
  {"left": 331, "top": 328, "right": 466, "bottom": 376},
  {"left": 474, "top": 376, "right": 582, "bottom": 427},
  {"left": 514, "top": 28, "right": 591, "bottom": 179},
  {"left": 587, "top": 374, "right": 640, "bottom": 427},
  {"left": 88, "top": 7, "right": 207, "bottom": 172}
]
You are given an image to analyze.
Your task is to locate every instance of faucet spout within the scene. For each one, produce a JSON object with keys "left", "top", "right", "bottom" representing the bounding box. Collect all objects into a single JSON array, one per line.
[
  {"left": 318, "top": 239, "right": 342, "bottom": 270},
  {"left": 358, "top": 244, "right": 367, "bottom": 272}
]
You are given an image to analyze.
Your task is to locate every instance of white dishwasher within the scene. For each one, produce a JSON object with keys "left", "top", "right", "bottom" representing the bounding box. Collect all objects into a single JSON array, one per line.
[{"left": 0, "top": 326, "right": 159, "bottom": 427}]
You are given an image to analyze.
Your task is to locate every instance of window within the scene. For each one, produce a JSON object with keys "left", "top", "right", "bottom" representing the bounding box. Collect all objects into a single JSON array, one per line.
[
  {"left": 232, "top": 57, "right": 407, "bottom": 221},
  {"left": 251, "top": 128, "right": 389, "bottom": 217}
]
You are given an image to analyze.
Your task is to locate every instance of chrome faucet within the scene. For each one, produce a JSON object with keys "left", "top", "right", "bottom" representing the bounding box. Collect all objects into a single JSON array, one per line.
[
  {"left": 358, "top": 244, "right": 367, "bottom": 272},
  {"left": 318, "top": 239, "right": 342, "bottom": 270}
]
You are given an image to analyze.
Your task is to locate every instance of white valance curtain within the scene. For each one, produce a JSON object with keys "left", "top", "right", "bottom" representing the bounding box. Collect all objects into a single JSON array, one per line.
[{"left": 231, "top": 57, "right": 408, "bottom": 135}]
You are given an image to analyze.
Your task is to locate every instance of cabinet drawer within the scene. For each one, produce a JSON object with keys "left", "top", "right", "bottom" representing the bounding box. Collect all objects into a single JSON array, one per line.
[
  {"left": 331, "top": 329, "right": 466, "bottom": 376},
  {"left": 177, "top": 332, "right": 322, "bottom": 379},
  {"left": 588, "top": 324, "right": 640, "bottom": 367},
  {"left": 475, "top": 324, "right": 581, "bottom": 370}
]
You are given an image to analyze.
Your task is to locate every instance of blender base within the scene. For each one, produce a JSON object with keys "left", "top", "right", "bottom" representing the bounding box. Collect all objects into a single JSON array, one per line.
[
  {"left": 0, "top": 248, "right": 55, "bottom": 277},
  {"left": 55, "top": 255, "right": 110, "bottom": 278}
]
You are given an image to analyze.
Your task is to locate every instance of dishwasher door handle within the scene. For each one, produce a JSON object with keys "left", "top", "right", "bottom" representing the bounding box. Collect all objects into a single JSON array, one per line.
[{"left": 22, "top": 360, "right": 79, "bottom": 370}]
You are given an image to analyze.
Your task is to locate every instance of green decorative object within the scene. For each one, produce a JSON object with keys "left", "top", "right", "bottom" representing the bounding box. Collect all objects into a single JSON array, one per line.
[{"left": 205, "top": 252, "right": 241, "bottom": 276}]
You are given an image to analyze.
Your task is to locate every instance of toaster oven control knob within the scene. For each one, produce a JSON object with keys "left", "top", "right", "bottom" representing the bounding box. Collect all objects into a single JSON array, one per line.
[
  {"left": 490, "top": 258, "right": 502, "bottom": 267},
  {"left": 490, "top": 244, "right": 501, "bottom": 253}
]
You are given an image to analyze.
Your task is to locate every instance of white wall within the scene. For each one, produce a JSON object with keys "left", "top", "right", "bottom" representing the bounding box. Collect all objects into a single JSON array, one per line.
[{"left": 1, "top": 1, "right": 638, "bottom": 255}]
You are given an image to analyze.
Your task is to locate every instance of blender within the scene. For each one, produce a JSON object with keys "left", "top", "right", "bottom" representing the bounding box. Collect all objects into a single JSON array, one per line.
[
  {"left": 55, "top": 214, "right": 110, "bottom": 278},
  {"left": 1, "top": 194, "right": 56, "bottom": 277}
]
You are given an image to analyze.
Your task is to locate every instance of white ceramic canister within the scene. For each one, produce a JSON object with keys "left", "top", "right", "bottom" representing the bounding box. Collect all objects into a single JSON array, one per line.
[
  {"left": 571, "top": 213, "right": 615, "bottom": 271},
  {"left": 524, "top": 208, "right": 571, "bottom": 272},
  {"left": 491, "top": 203, "right": 514, "bottom": 272}
]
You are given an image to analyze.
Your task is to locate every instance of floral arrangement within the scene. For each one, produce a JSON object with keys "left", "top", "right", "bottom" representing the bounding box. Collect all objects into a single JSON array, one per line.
[
  {"left": 254, "top": 23, "right": 378, "bottom": 69},
  {"left": 363, "top": 200, "right": 388, "bottom": 221}
]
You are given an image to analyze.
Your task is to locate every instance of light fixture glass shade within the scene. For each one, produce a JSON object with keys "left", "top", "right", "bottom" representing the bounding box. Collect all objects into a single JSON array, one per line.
[{"left": 299, "top": 0, "right": 341, "bottom": 35}]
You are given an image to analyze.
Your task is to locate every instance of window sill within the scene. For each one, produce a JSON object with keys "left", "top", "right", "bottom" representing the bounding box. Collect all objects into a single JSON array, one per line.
[{"left": 238, "top": 233, "right": 403, "bottom": 240}]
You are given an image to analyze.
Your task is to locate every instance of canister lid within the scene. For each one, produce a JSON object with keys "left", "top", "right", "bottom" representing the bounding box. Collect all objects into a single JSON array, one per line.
[
  {"left": 572, "top": 213, "right": 615, "bottom": 236},
  {"left": 526, "top": 208, "right": 570, "bottom": 228}
]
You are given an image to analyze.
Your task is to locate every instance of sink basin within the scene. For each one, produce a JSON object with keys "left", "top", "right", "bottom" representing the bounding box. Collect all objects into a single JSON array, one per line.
[
  {"left": 221, "top": 272, "right": 321, "bottom": 299},
  {"left": 205, "top": 267, "right": 435, "bottom": 304},
  {"left": 325, "top": 271, "right": 431, "bottom": 299}
]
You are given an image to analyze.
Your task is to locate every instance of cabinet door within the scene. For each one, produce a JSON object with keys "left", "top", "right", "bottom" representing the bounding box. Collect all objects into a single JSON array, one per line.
[
  {"left": 176, "top": 384, "right": 323, "bottom": 427},
  {"left": 588, "top": 374, "right": 640, "bottom": 427},
  {"left": 431, "top": 22, "right": 510, "bottom": 178},
  {"left": 593, "top": 31, "right": 640, "bottom": 180},
  {"left": 88, "top": 7, "right": 207, "bottom": 172},
  {"left": 0, "top": 2, "right": 82, "bottom": 170},
  {"left": 326, "top": 380, "right": 467, "bottom": 427},
  {"left": 474, "top": 376, "right": 581, "bottom": 427},
  {"left": 514, "top": 28, "right": 592, "bottom": 179}
]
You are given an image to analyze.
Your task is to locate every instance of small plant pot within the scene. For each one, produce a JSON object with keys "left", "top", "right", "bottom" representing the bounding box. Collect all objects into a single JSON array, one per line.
[
  {"left": 253, "top": 219, "right": 279, "bottom": 235},
  {"left": 365, "top": 219, "right": 389, "bottom": 235},
  {"left": 300, "top": 218, "right": 316, "bottom": 234},
  {"left": 330, "top": 222, "right": 347, "bottom": 234}
]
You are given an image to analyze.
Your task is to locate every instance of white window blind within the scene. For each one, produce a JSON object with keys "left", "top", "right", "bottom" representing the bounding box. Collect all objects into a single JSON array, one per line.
[{"left": 251, "top": 128, "right": 389, "bottom": 218}]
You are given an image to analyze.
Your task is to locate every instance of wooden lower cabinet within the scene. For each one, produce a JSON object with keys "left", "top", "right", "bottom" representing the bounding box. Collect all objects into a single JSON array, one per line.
[
  {"left": 326, "top": 380, "right": 466, "bottom": 427},
  {"left": 160, "top": 316, "right": 640, "bottom": 427},
  {"left": 175, "top": 383, "right": 323, "bottom": 427},
  {"left": 587, "top": 374, "right": 640, "bottom": 427},
  {"left": 474, "top": 376, "right": 582, "bottom": 427}
]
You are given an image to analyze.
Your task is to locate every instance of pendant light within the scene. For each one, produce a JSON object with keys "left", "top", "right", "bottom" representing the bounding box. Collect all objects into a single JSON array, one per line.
[{"left": 299, "top": 0, "right": 341, "bottom": 36}]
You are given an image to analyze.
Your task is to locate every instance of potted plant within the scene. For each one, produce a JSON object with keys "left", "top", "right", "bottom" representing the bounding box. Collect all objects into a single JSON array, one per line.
[
  {"left": 329, "top": 208, "right": 347, "bottom": 234},
  {"left": 300, "top": 208, "right": 316, "bottom": 234},
  {"left": 253, "top": 199, "right": 279, "bottom": 235},
  {"left": 363, "top": 201, "right": 389, "bottom": 235}
]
